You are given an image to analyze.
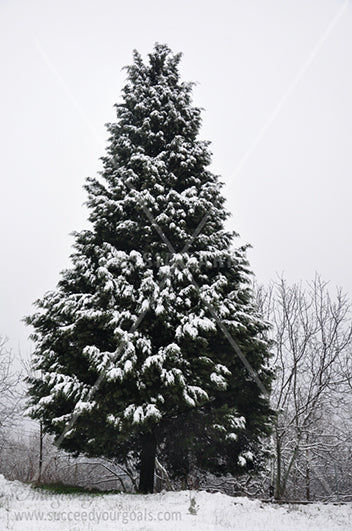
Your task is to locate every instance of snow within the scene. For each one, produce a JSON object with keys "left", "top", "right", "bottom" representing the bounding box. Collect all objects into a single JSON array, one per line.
[
  {"left": 0, "top": 475, "right": 351, "bottom": 530},
  {"left": 238, "top": 456, "right": 247, "bottom": 467},
  {"left": 123, "top": 403, "right": 162, "bottom": 425},
  {"left": 132, "top": 406, "right": 144, "bottom": 424},
  {"left": 106, "top": 367, "right": 123, "bottom": 381},
  {"left": 183, "top": 323, "right": 198, "bottom": 339},
  {"left": 182, "top": 390, "right": 196, "bottom": 407},
  {"left": 210, "top": 373, "right": 227, "bottom": 389},
  {"left": 124, "top": 359, "right": 133, "bottom": 372},
  {"left": 74, "top": 401, "right": 96, "bottom": 414},
  {"left": 145, "top": 404, "right": 161, "bottom": 420}
]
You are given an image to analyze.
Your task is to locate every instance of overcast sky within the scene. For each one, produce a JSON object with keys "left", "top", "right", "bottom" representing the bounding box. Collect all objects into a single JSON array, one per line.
[{"left": 1, "top": 0, "right": 352, "bottom": 355}]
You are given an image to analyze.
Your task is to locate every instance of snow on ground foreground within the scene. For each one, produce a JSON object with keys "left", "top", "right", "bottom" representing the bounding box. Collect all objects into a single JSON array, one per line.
[{"left": 0, "top": 475, "right": 351, "bottom": 530}]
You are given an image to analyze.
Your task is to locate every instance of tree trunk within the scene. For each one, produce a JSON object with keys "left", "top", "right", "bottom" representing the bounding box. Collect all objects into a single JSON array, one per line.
[
  {"left": 305, "top": 463, "right": 310, "bottom": 501},
  {"left": 305, "top": 434, "right": 310, "bottom": 501},
  {"left": 275, "top": 434, "right": 282, "bottom": 500},
  {"left": 139, "top": 431, "right": 156, "bottom": 494},
  {"left": 38, "top": 422, "right": 43, "bottom": 484}
]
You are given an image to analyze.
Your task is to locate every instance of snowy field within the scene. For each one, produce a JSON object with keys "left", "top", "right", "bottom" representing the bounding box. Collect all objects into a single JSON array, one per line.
[{"left": 0, "top": 475, "right": 351, "bottom": 530}]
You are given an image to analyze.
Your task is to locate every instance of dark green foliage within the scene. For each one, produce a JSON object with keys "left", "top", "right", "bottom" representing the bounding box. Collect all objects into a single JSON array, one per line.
[{"left": 25, "top": 44, "right": 273, "bottom": 490}]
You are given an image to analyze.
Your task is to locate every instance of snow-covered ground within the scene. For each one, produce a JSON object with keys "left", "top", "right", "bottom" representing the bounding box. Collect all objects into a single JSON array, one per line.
[{"left": 0, "top": 475, "right": 351, "bottom": 530}]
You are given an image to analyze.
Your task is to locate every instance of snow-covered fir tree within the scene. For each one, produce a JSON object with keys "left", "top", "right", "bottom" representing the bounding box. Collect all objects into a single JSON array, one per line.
[{"left": 26, "top": 44, "right": 273, "bottom": 493}]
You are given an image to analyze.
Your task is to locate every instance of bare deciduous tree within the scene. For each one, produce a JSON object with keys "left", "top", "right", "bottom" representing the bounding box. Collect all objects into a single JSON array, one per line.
[
  {"left": 0, "top": 336, "right": 22, "bottom": 450},
  {"left": 255, "top": 276, "right": 352, "bottom": 500}
]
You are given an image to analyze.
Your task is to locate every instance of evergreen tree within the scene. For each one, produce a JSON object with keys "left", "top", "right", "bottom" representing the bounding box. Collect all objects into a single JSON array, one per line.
[{"left": 25, "top": 44, "right": 273, "bottom": 493}]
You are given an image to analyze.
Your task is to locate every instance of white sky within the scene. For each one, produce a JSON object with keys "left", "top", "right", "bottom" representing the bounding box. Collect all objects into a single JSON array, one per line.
[{"left": 1, "top": 0, "right": 352, "bottom": 355}]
